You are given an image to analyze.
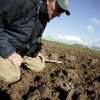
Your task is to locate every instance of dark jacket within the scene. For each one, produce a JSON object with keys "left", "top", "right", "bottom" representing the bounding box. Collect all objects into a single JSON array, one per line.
[{"left": 0, "top": 0, "right": 50, "bottom": 58}]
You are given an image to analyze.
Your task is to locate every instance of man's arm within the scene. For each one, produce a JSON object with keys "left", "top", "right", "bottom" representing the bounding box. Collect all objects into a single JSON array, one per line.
[
  {"left": 0, "top": 16, "right": 23, "bottom": 67},
  {"left": 0, "top": 17, "right": 16, "bottom": 58}
]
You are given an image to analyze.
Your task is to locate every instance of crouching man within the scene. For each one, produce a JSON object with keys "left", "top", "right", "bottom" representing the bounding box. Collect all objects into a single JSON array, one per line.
[{"left": 0, "top": 0, "right": 70, "bottom": 83}]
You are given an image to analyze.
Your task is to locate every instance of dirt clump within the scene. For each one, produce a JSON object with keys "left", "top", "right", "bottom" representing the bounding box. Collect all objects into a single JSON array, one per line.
[{"left": 0, "top": 42, "right": 100, "bottom": 100}]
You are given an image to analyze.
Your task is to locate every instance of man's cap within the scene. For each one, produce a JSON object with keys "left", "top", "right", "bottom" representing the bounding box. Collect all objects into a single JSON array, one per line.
[{"left": 56, "top": 0, "right": 70, "bottom": 15}]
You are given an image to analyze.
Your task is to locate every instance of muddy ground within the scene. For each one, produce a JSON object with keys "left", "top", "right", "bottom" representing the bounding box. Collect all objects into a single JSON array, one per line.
[{"left": 0, "top": 42, "right": 100, "bottom": 100}]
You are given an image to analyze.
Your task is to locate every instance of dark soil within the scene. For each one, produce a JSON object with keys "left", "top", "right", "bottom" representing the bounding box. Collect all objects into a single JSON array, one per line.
[{"left": 0, "top": 42, "right": 100, "bottom": 100}]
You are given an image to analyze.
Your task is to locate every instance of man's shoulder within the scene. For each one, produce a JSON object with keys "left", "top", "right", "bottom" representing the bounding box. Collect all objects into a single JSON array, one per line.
[{"left": 0, "top": 0, "right": 25, "bottom": 14}]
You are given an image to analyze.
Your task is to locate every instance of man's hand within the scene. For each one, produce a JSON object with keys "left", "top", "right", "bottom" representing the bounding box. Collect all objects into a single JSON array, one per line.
[
  {"left": 36, "top": 52, "right": 45, "bottom": 63},
  {"left": 8, "top": 52, "right": 23, "bottom": 67}
]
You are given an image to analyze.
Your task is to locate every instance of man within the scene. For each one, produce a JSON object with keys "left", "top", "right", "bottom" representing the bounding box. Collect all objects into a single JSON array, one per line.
[{"left": 0, "top": 0, "right": 70, "bottom": 83}]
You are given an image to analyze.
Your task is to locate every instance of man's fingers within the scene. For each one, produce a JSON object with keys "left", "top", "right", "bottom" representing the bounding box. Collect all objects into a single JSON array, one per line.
[
  {"left": 8, "top": 52, "right": 23, "bottom": 67},
  {"left": 11, "top": 58, "right": 22, "bottom": 67}
]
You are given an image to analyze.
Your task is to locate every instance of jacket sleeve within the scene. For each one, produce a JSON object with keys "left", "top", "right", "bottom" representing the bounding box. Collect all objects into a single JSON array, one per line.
[
  {"left": 0, "top": 17, "right": 16, "bottom": 58},
  {"left": 0, "top": 0, "right": 28, "bottom": 58}
]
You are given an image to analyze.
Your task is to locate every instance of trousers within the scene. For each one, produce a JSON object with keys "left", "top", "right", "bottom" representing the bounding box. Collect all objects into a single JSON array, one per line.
[{"left": 0, "top": 56, "right": 45, "bottom": 83}]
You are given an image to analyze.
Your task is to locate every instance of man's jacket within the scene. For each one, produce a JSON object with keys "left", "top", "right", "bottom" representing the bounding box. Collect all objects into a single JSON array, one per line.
[{"left": 0, "top": 0, "right": 49, "bottom": 58}]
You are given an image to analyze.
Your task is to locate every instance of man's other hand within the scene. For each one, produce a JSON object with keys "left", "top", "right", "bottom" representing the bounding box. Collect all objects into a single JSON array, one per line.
[{"left": 36, "top": 52, "right": 45, "bottom": 63}]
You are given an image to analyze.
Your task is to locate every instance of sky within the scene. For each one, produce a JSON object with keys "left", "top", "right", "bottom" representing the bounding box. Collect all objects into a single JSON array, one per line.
[{"left": 42, "top": 0, "right": 100, "bottom": 48}]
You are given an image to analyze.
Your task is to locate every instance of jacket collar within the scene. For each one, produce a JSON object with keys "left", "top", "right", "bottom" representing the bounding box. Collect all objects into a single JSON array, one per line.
[{"left": 38, "top": 1, "right": 50, "bottom": 22}]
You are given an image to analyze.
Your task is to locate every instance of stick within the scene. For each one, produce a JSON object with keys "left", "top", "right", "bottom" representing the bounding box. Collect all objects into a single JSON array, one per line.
[{"left": 45, "top": 59, "right": 63, "bottom": 64}]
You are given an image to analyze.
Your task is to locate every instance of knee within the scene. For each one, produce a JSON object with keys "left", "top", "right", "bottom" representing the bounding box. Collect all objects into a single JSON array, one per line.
[
  {"left": 0, "top": 56, "right": 21, "bottom": 83},
  {"left": 36, "top": 63, "right": 45, "bottom": 72},
  {"left": 24, "top": 56, "right": 45, "bottom": 72},
  {"left": 0, "top": 71, "right": 21, "bottom": 84},
  {"left": 8, "top": 72, "right": 21, "bottom": 83}
]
